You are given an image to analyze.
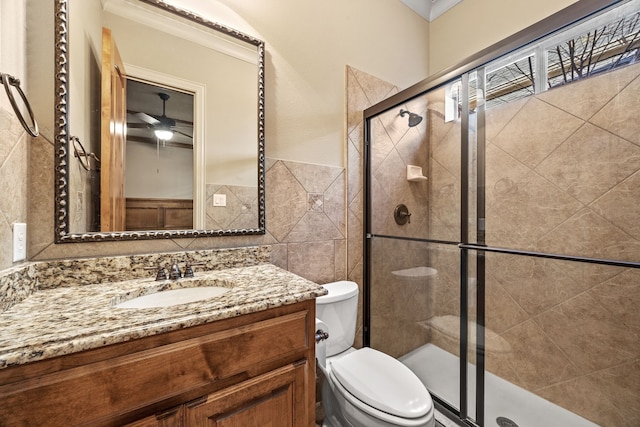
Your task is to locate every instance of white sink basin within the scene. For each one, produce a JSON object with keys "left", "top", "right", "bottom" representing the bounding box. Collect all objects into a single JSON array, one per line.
[{"left": 115, "top": 287, "right": 230, "bottom": 309}]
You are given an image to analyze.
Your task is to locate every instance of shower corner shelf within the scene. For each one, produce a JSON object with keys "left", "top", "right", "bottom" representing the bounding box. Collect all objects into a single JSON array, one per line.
[{"left": 406, "top": 165, "right": 428, "bottom": 182}]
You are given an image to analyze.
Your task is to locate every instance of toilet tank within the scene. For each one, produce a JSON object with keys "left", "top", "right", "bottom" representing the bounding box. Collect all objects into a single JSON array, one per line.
[{"left": 316, "top": 281, "right": 359, "bottom": 357}]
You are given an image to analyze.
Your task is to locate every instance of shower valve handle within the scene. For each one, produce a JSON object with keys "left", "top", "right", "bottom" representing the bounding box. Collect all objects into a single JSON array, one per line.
[{"left": 394, "top": 204, "right": 412, "bottom": 225}]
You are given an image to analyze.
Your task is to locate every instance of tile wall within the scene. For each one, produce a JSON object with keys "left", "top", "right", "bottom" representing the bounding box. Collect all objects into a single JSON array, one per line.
[
  {"left": 265, "top": 159, "right": 346, "bottom": 284},
  {"left": 0, "top": 106, "right": 29, "bottom": 271},
  {"left": 0, "top": 108, "right": 347, "bottom": 287},
  {"left": 205, "top": 184, "right": 259, "bottom": 231},
  {"left": 345, "top": 65, "right": 399, "bottom": 346},
  {"left": 23, "top": 131, "right": 347, "bottom": 285}
]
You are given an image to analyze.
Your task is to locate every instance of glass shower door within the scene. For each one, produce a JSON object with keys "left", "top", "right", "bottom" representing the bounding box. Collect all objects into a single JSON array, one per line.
[
  {"left": 366, "top": 83, "right": 469, "bottom": 415},
  {"left": 365, "top": 3, "right": 640, "bottom": 426},
  {"left": 468, "top": 4, "right": 640, "bottom": 424}
]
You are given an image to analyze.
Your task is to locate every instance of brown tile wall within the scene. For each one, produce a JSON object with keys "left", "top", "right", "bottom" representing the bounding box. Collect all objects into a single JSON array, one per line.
[
  {"left": 346, "top": 66, "right": 399, "bottom": 347},
  {"left": 265, "top": 160, "right": 346, "bottom": 284},
  {"left": 0, "top": 112, "right": 347, "bottom": 287},
  {"left": 22, "top": 144, "right": 347, "bottom": 285},
  {"left": 0, "top": 106, "right": 29, "bottom": 271},
  {"left": 205, "top": 184, "right": 260, "bottom": 231},
  {"left": 357, "top": 63, "right": 640, "bottom": 427}
]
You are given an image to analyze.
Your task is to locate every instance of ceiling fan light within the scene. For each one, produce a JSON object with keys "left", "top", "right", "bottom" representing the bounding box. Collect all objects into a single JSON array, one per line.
[{"left": 154, "top": 128, "right": 173, "bottom": 140}]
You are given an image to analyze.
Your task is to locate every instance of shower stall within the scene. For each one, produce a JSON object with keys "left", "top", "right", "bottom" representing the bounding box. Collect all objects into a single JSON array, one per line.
[{"left": 362, "top": 1, "right": 640, "bottom": 426}]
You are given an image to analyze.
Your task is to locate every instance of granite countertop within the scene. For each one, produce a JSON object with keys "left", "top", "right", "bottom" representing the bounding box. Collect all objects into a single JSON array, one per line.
[{"left": 0, "top": 263, "right": 327, "bottom": 370}]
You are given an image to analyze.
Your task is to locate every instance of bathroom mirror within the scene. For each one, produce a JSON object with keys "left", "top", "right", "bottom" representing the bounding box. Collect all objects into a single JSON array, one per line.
[{"left": 54, "top": 0, "right": 265, "bottom": 242}]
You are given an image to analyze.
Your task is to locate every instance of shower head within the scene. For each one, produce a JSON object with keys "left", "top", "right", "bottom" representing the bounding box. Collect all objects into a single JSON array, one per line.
[{"left": 400, "top": 109, "right": 423, "bottom": 127}]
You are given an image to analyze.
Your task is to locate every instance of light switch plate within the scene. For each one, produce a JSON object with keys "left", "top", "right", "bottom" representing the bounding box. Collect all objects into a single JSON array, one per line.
[
  {"left": 13, "top": 223, "right": 26, "bottom": 262},
  {"left": 213, "top": 194, "right": 227, "bottom": 207}
]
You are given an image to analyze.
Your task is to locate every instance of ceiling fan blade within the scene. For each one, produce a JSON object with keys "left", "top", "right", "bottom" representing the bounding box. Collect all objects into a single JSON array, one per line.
[
  {"left": 172, "top": 126, "right": 193, "bottom": 133},
  {"left": 135, "top": 112, "right": 160, "bottom": 125},
  {"left": 126, "top": 123, "right": 149, "bottom": 129},
  {"left": 174, "top": 129, "right": 193, "bottom": 139},
  {"left": 173, "top": 117, "right": 194, "bottom": 126}
]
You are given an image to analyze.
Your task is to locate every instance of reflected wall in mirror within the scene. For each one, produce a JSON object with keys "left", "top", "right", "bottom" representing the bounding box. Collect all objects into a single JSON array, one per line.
[{"left": 55, "top": 0, "right": 265, "bottom": 242}]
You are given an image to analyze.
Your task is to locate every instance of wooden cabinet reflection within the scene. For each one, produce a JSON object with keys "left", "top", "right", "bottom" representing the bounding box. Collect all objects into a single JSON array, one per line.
[{"left": 125, "top": 198, "right": 193, "bottom": 231}]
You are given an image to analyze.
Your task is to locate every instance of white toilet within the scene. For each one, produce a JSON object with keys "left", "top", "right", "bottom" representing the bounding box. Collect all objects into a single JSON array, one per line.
[{"left": 316, "top": 281, "right": 435, "bottom": 427}]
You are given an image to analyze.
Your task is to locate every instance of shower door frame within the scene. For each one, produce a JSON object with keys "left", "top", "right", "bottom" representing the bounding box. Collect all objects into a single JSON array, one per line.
[{"left": 362, "top": 0, "right": 638, "bottom": 425}]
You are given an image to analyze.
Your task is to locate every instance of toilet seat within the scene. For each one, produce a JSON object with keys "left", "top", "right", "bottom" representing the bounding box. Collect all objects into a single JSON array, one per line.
[{"left": 330, "top": 348, "right": 432, "bottom": 420}]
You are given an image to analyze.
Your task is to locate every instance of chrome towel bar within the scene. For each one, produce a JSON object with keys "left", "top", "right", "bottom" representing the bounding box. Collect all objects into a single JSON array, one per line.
[{"left": 0, "top": 72, "right": 38, "bottom": 137}]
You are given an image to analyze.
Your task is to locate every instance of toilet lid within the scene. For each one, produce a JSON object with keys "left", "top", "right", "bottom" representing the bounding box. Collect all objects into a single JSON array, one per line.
[{"left": 330, "top": 347, "right": 432, "bottom": 419}]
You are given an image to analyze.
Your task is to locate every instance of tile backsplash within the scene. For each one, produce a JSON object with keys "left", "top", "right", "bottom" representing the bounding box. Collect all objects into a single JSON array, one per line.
[
  {"left": 25, "top": 142, "right": 346, "bottom": 285},
  {"left": 0, "top": 105, "right": 29, "bottom": 271},
  {"left": 1, "top": 102, "right": 346, "bottom": 288}
]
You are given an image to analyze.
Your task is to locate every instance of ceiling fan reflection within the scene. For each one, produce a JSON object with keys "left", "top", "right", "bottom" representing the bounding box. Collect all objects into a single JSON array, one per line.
[{"left": 128, "top": 92, "right": 193, "bottom": 140}]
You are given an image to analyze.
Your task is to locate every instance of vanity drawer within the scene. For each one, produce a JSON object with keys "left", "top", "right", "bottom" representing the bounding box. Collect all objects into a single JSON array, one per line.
[
  {"left": 0, "top": 305, "right": 312, "bottom": 426},
  {"left": 198, "top": 308, "right": 310, "bottom": 378}
]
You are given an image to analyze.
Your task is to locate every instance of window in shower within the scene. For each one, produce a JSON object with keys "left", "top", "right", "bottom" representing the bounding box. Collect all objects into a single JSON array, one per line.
[
  {"left": 547, "top": 5, "right": 640, "bottom": 88},
  {"left": 484, "top": 54, "right": 536, "bottom": 109}
]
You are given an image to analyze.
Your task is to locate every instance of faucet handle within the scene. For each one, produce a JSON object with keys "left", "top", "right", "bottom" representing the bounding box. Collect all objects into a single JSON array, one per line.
[
  {"left": 183, "top": 262, "right": 206, "bottom": 278},
  {"left": 144, "top": 265, "right": 167, "bottom": 281}
]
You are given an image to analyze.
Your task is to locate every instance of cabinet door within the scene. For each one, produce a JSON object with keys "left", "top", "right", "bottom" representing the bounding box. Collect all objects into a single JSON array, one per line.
[
  {"left": 124, "top": 406, "right": 183, "bottom": 427},
  {"left": 186, "top": 361, "right": 310, "bottom": 427}
]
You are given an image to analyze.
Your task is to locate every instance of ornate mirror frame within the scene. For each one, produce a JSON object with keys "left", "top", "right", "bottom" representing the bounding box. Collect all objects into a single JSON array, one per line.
[{"left": 54, "top": 0, "right": 266, "bottom": 243}]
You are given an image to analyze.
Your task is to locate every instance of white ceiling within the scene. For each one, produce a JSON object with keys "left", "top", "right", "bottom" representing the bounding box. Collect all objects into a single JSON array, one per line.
[{"left": 400, "top": 0, "right": 464, "bottom": 21}]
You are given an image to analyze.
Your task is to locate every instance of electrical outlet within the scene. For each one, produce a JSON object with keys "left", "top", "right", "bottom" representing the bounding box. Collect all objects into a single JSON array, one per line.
[{"left": 13, "top": 223, "right": 26, "bottom": 262}]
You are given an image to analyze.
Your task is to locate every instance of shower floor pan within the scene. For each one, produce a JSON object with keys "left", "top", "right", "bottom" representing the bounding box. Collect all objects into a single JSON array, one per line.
[{"left": 400, "top": 344, "right": 599, "bottom": 427}]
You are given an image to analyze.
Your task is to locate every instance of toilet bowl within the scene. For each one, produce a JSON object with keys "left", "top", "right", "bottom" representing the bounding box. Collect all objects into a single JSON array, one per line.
[{"left": 316, "top": 281, "right": 435, "bottom": 427}]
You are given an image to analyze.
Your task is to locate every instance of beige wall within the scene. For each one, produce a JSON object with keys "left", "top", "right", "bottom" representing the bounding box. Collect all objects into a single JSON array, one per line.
[
  {"left": 428, "top": 0, "right": 579, "bottom": 75},
  {"left": 103, "top": 9, "right": 259, "bottom": 187},
  {"left": 178, "top": 0, "right": 431, "bottom": 167}
]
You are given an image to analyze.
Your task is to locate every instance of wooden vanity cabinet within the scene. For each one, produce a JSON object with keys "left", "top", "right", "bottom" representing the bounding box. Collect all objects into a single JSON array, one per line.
[
  {"left": 0, "top": 300, "right": 316, "bottom": 427},
  {"left": 124, "top": 407, "right": 184, "bottom": 427},
  {"left": 128, "top": 361, "right": 309, "bottom": 427},
  {"left": 184, "top": 360, "right": 308, "bottom": 426}
]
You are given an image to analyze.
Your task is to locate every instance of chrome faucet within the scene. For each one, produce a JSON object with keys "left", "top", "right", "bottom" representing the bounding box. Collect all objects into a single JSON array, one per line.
[
  {"left": 145, "top": 261, "right": 206, "bottom": 281},
  {"left": 144, "top": 264, "right": 168, "bottom": 281},
  {"left": 168, "top": 261, "right": 182, "bottom": 280}
]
